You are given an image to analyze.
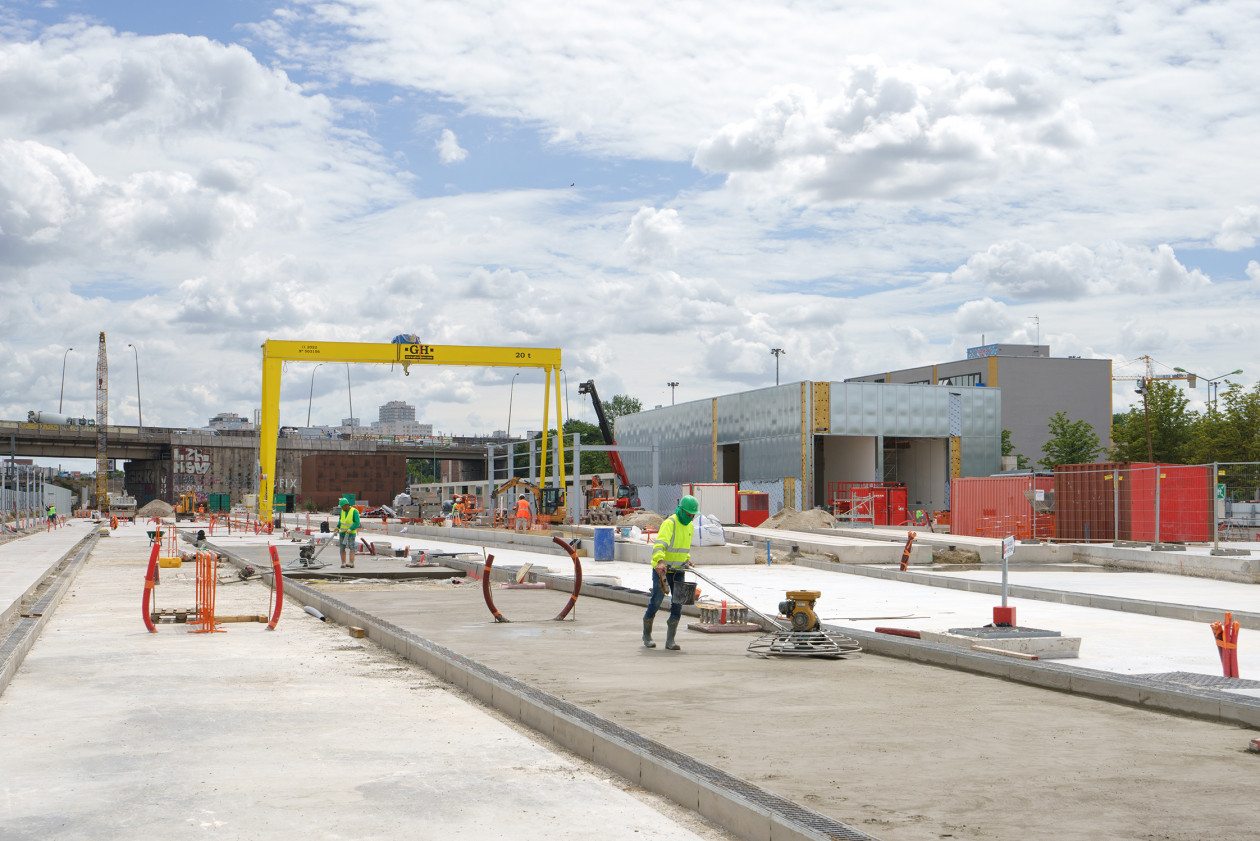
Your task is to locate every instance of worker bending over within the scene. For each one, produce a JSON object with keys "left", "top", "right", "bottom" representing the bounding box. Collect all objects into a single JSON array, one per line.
[
  {"left": 514, "top": 494, "right": 532, "bottom": 533},
  {"left": 642, "top": 495, "right": 699, "bottom": 651},
  {"left": 337, "top": 496, "right": 360, "bottom": 568}
]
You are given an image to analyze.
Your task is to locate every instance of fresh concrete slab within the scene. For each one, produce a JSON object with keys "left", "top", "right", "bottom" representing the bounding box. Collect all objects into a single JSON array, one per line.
[{"left": 0, "top": 526, "right": 738, "bottom": 841}]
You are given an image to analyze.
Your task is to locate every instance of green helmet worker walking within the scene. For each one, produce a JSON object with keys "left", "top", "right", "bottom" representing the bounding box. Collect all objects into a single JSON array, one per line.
[
  {"left": 337, "top": 496, "right": 361, "bottom": 569},
  {"left": 643, "top": 494, "right": 700, "bottom": 651}
]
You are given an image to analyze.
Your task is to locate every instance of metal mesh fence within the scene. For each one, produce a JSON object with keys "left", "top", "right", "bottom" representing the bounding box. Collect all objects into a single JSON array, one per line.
[{"left": 2, "top": 463, "right": 48, "bottom": 527}]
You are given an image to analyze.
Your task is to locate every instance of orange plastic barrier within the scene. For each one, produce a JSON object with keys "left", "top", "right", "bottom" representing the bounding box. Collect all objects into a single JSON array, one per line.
[
  {"left": 189, "top": 551, "right": 224, "bottom": 634},
  {"left": 1211, "top": 613, "right": 1241, "bottom": 678}
]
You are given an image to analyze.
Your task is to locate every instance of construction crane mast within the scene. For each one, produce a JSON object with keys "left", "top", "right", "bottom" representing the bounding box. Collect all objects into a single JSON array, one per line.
[
  {"left": 95, "top": 331, "right": 108, "bottom": 513},
  {"left": 1111, "top": 355, "right": 1192, "bottom": 463},
  {"left": 577, "top": 380, "right": 641, "bottom": 520}
]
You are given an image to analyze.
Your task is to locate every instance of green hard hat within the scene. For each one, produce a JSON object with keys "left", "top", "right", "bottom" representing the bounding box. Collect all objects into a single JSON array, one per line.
[
  {"left": 339, "top": 496, "right": 350, "bottom": 506},
  {"left": 678, "top": 495, "right": 700, "bottom": 515}
]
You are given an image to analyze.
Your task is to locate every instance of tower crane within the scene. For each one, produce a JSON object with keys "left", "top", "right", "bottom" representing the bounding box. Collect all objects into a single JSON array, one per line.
[{"left": 1111, "top": 356, "right": 1192, "bottom": 462}]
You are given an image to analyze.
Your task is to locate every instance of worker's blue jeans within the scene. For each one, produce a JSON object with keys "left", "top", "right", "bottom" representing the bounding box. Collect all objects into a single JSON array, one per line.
[{"left": 644, "top": 568, "right": 685, "bottom": 623}]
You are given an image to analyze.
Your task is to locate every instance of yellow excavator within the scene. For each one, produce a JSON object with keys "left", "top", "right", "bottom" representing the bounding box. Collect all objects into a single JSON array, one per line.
[
  {"left": 490, "top": 477, "right": 567, "bottom": 525},
  {"left": 173, "top": 492, "right": 198, "bottom": 521}
]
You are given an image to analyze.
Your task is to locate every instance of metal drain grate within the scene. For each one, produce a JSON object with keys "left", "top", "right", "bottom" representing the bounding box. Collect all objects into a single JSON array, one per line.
[
  {"left": 278, "top": 573, "right": 878, "bottom": 841},
  {"left": 1136, "top": 671, "right": 1260, "bottom": 690},
  {"left": 0, "top": 534, "right": 99, "bottom": 684}
]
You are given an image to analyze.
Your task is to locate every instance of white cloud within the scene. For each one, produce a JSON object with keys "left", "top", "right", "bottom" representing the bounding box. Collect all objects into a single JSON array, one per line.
[
  {"left": 435, "top": 128, "right": 468, "bottom": 164},
  {"left": 1214, "top": 206, "right": 1260, "bottom": 251},
  {"left": 1247, "top": 260, "right": 1260, "bottom": 283},
  {"left": 947, "top": 240, "right": 1209, "bottom": 301},
  {"left": 954, "top": 298, "right": 1015, "bottom": 336},
  {"left": 618, "top": 207, "right": 682, "bottom": 266},
  {"left": 692, "top": 58, "right": 1091, "bottom": 202}
]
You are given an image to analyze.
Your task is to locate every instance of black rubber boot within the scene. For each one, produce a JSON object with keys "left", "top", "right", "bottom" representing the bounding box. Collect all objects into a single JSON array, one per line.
[
  {"left": 642, "top": 617, "right": 656, "bottom": 648},
  {"left": 665, "top": 619, "right": 681, "bottom": 651}
]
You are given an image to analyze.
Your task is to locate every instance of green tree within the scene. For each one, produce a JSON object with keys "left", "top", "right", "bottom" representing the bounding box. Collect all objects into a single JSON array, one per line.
[
  {"left": 1040, "top": 411, "right": 1104, "bottom": 469},
  {"left": 605, "top": 393, "right": 641, "bottom": 420},
  {"left": 406, "top": 457, "right": 438, "bottom": 484},
  {"left": 1001, "top": 429, "right": 1031, "bottom": 470},
  {"left": 1109, "top": 380, "right": 1194, "bottom": 463}
]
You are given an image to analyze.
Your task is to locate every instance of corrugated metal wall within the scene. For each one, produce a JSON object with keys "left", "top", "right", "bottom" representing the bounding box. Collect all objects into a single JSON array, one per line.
[{"left": 617, "top": 382, "right": 1001, "bottom": 505}]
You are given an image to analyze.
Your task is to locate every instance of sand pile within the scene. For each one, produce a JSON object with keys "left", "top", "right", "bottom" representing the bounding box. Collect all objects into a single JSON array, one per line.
[
  {"left": 137, "top": 499, "right": 175, "bottom": 517},
  {"left": 932, "top": 547, "right": 982, "bottom": 564},
  {"left": 616, "top": 510, "right": 665, "bottom": 529},
  {"left": 761, "top": 507, "right": 836, "bottom": 531}
]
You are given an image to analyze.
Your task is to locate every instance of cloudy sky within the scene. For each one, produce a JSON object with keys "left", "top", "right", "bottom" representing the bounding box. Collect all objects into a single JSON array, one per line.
[{"left": 3, "top": 0, "right": 1258, "bottom": 457}]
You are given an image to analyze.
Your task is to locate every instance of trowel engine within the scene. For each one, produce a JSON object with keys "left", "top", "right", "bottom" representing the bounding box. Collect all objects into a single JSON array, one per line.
[{"left": 779, "top": 590, "right": 822, "bottom": 632}]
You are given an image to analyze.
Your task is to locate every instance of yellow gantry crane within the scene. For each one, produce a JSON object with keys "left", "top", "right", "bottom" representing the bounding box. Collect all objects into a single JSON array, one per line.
[{"left": 257, "top": 339, "right": 565, "bottom": 522}]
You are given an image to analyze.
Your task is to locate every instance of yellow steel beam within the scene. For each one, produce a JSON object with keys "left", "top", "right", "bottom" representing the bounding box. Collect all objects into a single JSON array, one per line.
[{"left": 257, "top": 340, "right": 562, "bottom": 522}]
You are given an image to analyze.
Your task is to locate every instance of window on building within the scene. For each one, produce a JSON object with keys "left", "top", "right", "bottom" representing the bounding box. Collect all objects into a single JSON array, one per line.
[{"left": 939, "top": 373, "right": 983, "bottom": 387}]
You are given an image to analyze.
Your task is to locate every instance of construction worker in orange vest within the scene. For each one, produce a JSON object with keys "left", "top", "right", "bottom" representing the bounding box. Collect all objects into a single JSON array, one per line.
[
  {"left": 514, "top": 493, "right": 532, "bottom": 533},
  {"left": 452, "top": 497, "right": 464, "bottom": 527}
]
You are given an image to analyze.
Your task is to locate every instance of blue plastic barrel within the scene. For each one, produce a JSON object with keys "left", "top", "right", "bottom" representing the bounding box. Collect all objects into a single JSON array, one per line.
[{"left": 593, "top": 526, "right": 615, "bottom": 561}]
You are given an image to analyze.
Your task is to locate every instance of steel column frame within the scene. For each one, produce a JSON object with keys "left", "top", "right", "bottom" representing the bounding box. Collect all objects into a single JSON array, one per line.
[{"left": 258, "top": 340, "right": 563, "bottom": 522}]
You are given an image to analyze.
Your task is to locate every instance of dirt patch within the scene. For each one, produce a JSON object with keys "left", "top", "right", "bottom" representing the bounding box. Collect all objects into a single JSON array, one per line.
[
  {"left": 761, "top": 507, "right": 836, "bottom": 531},
  {"left": 932, "top": 547, "right": 983, "bottom": 564},
  {"left": 616, "top": 511, "right": 665, "bottom": 529}
]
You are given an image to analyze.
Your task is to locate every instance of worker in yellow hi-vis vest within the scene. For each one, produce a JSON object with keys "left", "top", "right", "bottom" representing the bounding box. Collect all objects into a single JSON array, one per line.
[
  {"left": 642, "top": 495, "right": 699, "bottom": 651},
  {"left": 337, "top": 497, "right": 360, "bottom": 568}
]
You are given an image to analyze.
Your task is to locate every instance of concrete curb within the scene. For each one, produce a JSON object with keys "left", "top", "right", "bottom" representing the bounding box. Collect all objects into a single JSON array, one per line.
[
  {"left": 841, "top": 625, "right": 1260, "bottom": 727},
  {"left": 793, "top": 557, "right": 1260, "bottom": 631},
  {"left": 0, "top": 532, "right": 98, "bottom": 697},
  {"left": 209, "top": 542, "right": 877, "bottom": 841}
]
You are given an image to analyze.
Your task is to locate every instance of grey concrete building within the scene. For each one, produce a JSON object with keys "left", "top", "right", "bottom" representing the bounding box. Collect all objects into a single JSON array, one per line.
[
  {"left": 615, "top": 380, "right": 1001, "bottom": 516},
  {"left": 845, "top": 345, "right": 1112, "bottom": 468}
]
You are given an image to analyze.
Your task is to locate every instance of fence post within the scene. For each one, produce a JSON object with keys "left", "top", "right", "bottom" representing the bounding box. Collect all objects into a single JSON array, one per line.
[
  {"left": 1113, "top": 470, "right": 1120, "bottom": 543},
  {"left": 1212, "top": 461, "right": 1220, "bottom": 552},
  {"left": 1154, "top": 467, "right": 1161, "bottom": 543}
]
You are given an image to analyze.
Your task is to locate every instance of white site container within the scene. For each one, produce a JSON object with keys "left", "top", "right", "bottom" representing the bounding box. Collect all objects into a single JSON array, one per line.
[{"left": 684, "top": 483, "right": 738, "bottom": 525}]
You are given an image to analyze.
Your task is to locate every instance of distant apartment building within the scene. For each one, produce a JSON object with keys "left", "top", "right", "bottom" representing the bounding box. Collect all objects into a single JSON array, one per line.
[
  {"left": 846, "top": 345, "right": 1113, "bottom": 467},
  {"left": 373, "top": 400, "right": 433, "bottom": 437},
  {"left": 208, "top": 412, "right": 254, "bottom": 431}
]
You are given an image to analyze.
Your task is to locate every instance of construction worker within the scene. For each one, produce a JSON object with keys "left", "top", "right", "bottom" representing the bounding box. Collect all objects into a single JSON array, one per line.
[
  {"left": 514, "top": 493, "right": 532, "bottom": 533},
  {"left": 642, "top": 495, "right": 700, "bottom": 651},
  {"left": 452, "top": 497, "right": 464, "bottom": 527},
  {"left": 46, "top": 504, "right": 56, "bottom": 530},
  {"left": 337, "top": 496, "right": 360, "bottom": 568}
]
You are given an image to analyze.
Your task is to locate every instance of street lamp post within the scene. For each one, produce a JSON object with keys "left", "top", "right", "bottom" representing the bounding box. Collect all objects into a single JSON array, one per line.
[
  {"left": 507, "top": 373, "right": 521, "bottom": 438},
  {"left": 560, "top": 369, "right": 570, "bottom": 420},
  {"left": 667, "top": 381, "right": 678, "bottom": 405},
  {"left": 126, "top": 344, "right": 142, "bottom": 428},
  {"left": 306, "top": 362, "right": 326, "bottom": 426},
  {"left": 345, "top": 363, "right": 354, "bottom": 430},
  {"left": 770, "top": 348, "right": 785, "bottom": 385},
  {"left": 1174, "top": 367, "right": 1243, "bottom": 414},
  {"left": 58, "top": 347, "right": 73, "bottom": 413}
]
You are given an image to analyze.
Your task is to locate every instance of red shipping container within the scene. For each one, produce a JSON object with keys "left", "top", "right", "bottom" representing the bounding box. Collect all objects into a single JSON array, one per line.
[
  {"left": 1054, "top": 463, "right": 1125, "bottom": 542},
  {"left": 1054, "top": 462, "right": 1212, "bottom": 542},
  {"left": 950, "top": 475, "right": 1055, "bottom": 540},
  {"left": 1124, "top": 463, "right": 1212, "bottom": 542}
]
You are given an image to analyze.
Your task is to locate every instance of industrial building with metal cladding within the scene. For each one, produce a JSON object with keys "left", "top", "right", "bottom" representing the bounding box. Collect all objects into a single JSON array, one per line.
[{"left": 617, "top": 379, "right": 1001, "bottom": 517}]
